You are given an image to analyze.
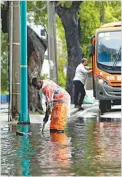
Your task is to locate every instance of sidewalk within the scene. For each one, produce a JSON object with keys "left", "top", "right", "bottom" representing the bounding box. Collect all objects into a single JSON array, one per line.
[
  {"left": 70, "top": 89, "right": 97, "bottom": 115},
  {"left": 0, "top": 90, "right": 96, "bottom": 124}
]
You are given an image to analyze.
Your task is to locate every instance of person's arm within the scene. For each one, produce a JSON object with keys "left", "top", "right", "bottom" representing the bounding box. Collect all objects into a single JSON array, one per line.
[
  {"left": 42, "top": 103, "right": 50, "bottom": 134},
  {"left": 84, "top": 66, "right": 92, "bottom": 73},
  {"left": 43, "top": 104, "right": 50, "bottom": 123},
  {"left": 87, "top": 69, "right": 92, "bottom": 73},
  {"left": 80, "top": 65, "right": 92, "bottom": 74},
  {"left": 42, "top": 85, "right": 54, "bottom": 109}
]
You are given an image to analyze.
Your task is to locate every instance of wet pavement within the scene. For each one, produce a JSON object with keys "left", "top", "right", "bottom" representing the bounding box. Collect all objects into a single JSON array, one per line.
[{"left": 1, "top": 117, "right": 121, "bottom": 176}]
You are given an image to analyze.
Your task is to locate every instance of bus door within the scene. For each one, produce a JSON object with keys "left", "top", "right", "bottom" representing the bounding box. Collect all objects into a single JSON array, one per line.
[{"left": 90, "top": 36, "right": 96, "bottom": 97}]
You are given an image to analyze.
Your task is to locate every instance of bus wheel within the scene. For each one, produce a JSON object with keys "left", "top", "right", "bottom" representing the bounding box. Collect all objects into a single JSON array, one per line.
[{"left": 99, "top": 100, "right": 111, "bottom": 113}]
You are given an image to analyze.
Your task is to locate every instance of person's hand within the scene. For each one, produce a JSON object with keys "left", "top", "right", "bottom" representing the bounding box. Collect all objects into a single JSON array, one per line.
[
  {"left": 46, "top": 105, "right": 52, "bottom": 114},
  {"left": 42, "top": 111, "right": 49, "bottom": 134},
  {"left": 88, "top": 69, "right": 92, "bottom": 73},
  {"left": 43, "top": 114, "right": 49, "bottom": 123}
]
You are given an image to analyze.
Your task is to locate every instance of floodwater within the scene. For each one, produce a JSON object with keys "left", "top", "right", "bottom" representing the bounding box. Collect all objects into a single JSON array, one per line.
[{"left": 1, "top": 117, "right": 121, "bottom": 176}]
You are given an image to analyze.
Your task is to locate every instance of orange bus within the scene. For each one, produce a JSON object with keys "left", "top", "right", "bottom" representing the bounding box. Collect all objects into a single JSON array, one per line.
[{"left": 90, "top": 22, "right": 121, "bottom": 113}]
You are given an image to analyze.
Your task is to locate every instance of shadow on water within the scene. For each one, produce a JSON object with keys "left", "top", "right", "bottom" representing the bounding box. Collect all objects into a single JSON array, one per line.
[{"left": 1, "top": 116, "right": 121, "bottom": 176}]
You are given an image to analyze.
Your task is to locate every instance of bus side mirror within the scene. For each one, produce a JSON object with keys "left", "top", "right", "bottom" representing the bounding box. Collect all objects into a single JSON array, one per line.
[{"left": 89, "top": 44, "right": 95, "bottom": 57}]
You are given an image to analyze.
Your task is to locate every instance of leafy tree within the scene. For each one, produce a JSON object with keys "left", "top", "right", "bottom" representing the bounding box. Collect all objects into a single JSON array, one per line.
[
  {"left": 57, "top": 55, "right": 67, "bottom": 88},
  {"left": 79, "top": 1, "right": 102, "bottom": 61},
  {"left": 28, "top": 1, "right": 83, "bottom": 98},
  {"left": 1, "top": 1, "right": 120, "bottom": 111},
  {"left": 95, "top": 1, "right": 121, "bottom": 23},
  {"left": 104, "top": 1, "right": 121, "bottom": 22},
  {"left": 55, "top": 1, "right": 83, "bottom": 97},
  {"left": 77, "top": 1, "right": 121, "bottom": 64},
  {"left": 27, "top": 1, "right": 48, "bottom": 32},
  {"left": 27, "top": 1, "right": 121, "bottom": 101},
  {"left": 56, "top": 16, "right": 67, "bottom": 88}
]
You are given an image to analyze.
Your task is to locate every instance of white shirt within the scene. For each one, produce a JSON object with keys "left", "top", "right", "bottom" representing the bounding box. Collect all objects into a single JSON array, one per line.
[{"left": 73, "top": 63, "right": 88, "bottom": 84}]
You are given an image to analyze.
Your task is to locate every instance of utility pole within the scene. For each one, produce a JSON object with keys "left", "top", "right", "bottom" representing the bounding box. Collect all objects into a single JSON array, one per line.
[
  {"left": 8, "top": 1, "right": 13, "bottom": 121},
  {"left": 47, "top": 1, "right": 58, "bottom": 83},
  {"left": 12, "top": 1, "right": 20, "bottom": 118},
  {"left": 18, "top": 0, "right": 30, "bottom": 123}
]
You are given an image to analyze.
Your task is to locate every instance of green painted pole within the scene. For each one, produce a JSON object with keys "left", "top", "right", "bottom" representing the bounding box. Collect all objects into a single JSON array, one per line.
[{"left": 18, "top": 0, "right": 30, "bottom": 123}]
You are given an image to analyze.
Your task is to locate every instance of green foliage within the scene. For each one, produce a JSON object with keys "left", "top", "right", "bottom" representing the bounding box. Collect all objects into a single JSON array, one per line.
[
  {"left": 57, "top": 57, "right": 67, "bottom": 88},
  {"left": 79, "top": 2, "right": 102, "bottom": 61},
  {"left": 1, "top": 90, "right": 9, "bottom": 94},
  {"left": 27, "top": 1, "right": 48, "bottom": 29},
  {"left": 60, "top": 2, "right": 72, "bottom": 8},
  {"left": 104, "top": 2, "right": 121, "bottom": 22},
  {"left": 27, "top": 1, "right": 121, "bottom": 85},
  {"left": 1, "top": 32, "right": 8, "bottom": 92},
  {"left": 40, "top": 74, "right": 49, "bottom": 80},
  {"left": 79, "top": 1, "right": 120, "bottom": 63},
  {"left": 56, "top": 16, "right": 67, "bottom": 87}
]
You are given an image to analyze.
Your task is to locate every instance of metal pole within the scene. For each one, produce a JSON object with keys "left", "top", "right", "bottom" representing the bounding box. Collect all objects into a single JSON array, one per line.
[
  {"left": 53, "top": 14, "right": 58, "bottom": 84},
  {"left": 18, "top": 0, "right": 30, "bottom": 123},
  {"left": 47, "top": 1, "right": 58, "bottom": 83},
  {"left": 47, "top": 1, "right": 52, "bottom": 80},
  {"left": 8, "top": 1, "right": 13, "bottom": 121},
  {"left": 12, "top": 1, "right": 20, "bottom": 117}
]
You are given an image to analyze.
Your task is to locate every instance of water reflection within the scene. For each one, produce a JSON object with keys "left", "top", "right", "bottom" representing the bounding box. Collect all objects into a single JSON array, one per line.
[
  {"left": 1, "top": 118, "right": 121, "bottom": 176},
  {"left": 16, "top": 125, "right": 35, "bottom": 176},
  {"left": 49, "top": 133, "right": 71, "bottom": 167},
  {"left": 32, "top": 131, "right": 72, "bottom": 176},
  {"left": 92, "top": 121, "right": 121, "bottom": 176},
  {"left": 67, "top": 118, "right": 121, "bottom": 176}
]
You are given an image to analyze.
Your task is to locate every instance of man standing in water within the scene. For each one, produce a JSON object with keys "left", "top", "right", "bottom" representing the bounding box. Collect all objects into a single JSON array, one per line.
[
  {"left": 73, "top": 58, "right": 92, "bottom": 110},
  {"left": 32, "top": 78, "right": 70, "bottom": 133}
]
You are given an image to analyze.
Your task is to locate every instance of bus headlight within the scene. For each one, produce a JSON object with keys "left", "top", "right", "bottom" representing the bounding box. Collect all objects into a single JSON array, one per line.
[
  {"left": 97, "top": 77, "right": 108, "bottom": 85},
  {"left": 98, "top": 78, "right": 104, "bottom": 84}
]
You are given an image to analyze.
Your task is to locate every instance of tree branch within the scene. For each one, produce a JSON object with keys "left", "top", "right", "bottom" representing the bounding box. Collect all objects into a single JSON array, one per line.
[
  {"left": 55, "top": 1, "right": 71, "bottom": 16},
  {"left": 71, "top": 1, "right": 83, "bottom": 12},
  {"left": 55, "top": 2, "right": 64, "bottom": 17}
]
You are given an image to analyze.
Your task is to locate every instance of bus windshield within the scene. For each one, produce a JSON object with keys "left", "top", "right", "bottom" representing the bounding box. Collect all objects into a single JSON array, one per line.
[{"left": 97, "top": 31, "right": 121, "bottom": 67}]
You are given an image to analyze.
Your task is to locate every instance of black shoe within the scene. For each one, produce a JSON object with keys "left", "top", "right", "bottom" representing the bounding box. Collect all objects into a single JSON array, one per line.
[
  {"left": 75, "top": 105, "right": 79, "bottom": 108},
  {"left": 78, "top": 106, "right": 84, "bottom": 111}
]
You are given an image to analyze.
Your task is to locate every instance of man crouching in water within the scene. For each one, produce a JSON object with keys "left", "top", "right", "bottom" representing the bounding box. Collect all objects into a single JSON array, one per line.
[{"left": 32, "top": 78, "right": 71, "bottom": 133}]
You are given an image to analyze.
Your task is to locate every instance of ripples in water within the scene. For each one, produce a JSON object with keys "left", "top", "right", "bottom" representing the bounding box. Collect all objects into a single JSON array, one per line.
[{"left": 1, "top": 118, "right": 121, "bottom": 176}]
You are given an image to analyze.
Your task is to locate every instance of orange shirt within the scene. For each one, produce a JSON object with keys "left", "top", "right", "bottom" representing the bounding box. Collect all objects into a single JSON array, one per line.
[{"left": 41, "top": 80, "right": 70, "bottom": 108}]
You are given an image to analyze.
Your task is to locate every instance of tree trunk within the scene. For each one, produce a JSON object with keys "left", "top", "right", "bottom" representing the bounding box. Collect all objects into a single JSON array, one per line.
[
  {"left": 56, "top": 2, "right": 82, "bottom": 100},
  {"left": 27, "top": 26, "right": 47, "bottom": 113},
  {"left": 1, "top": 5, "right": 47, "bottom": 114}
]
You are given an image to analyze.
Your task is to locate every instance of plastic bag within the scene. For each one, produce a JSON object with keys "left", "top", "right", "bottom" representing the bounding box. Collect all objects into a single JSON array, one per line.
[{"left": 83, "top": 95, "right": 93, "bottom": 104}]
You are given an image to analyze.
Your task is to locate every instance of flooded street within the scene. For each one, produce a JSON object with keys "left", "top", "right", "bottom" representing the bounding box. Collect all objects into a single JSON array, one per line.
[{"left": 1, "top": 117, "right": 121, "bottom": 176}]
